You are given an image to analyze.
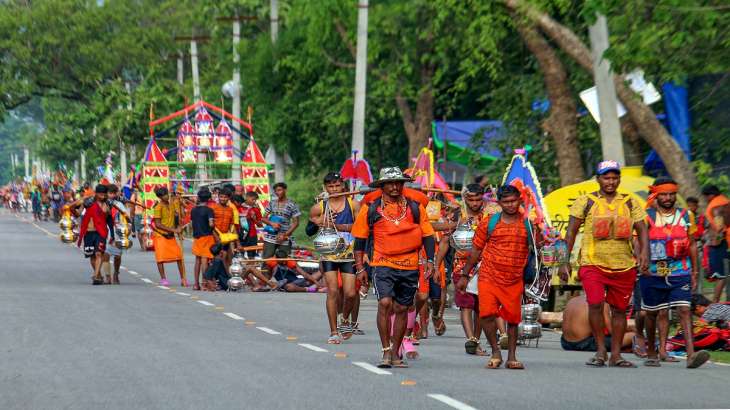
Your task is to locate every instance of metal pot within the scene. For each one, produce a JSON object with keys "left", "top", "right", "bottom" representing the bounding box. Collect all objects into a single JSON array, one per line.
[
  {"left": 518, "top": 322, "right": 542, "bottom": 339},
  {"left": 521, "top": 303, "right": 542, "bottom": 322},
  {"left": 227, "top": 276, "right": 245, "bottom": 291},
  {"left": 60, "top": 230, "right": 77, "bottom": 243},
  {"left": 115, "top": 224, "right": 131, "bottom": 237},
  {"left": 450, "top": 223, "right": 475, "bottom": 251},
  {"left": 231, "top": 254, "right": 244, "bottom": 266},
  {"left": 229, "top": 262, "right": 244, "bottom": 277},
  {"left": 313, "top": 228, "right": 346, "bottom": 255},
  {"left": 59, "top": 217, "right": 74, "bottom": 230},
  {"left": 115, "top": 237, "right": 133, "bottom": 250}
]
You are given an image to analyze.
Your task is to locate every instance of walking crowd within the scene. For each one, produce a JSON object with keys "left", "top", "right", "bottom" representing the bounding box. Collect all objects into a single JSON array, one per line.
[{"left": 5, "top": 160, "right": 730, "bottom": 371}]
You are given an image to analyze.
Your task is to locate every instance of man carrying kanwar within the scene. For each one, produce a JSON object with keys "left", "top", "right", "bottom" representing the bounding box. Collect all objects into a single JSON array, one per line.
[
  {"left": 640, "top": 177, "right": 709, "bottom": 368},
  {"left": 560, "top": 160, "right": 650, "bottom": 368},
  {"left": 352, "top": 167, "right": 436, "bottom": 368},
  {"left": 457, "top": 185, "right": 539, "bottom": 369},
  {"left": 436, "top": 183, "right": 489, "bottom": 355},
  {"left": 104, "top": 184, "right": 131, "bottom": 285},
  {"left": 152, "top": 186, "right": 188, "bottom": 287},
  {"left": 308, "top": 172, "right": 360, "bottom": 344},
  {"left": 702, "top": 185, "right": 730, "bottom": 302},
  {"left": 67, "top": 184, "right": 112, "bottom": 285}
]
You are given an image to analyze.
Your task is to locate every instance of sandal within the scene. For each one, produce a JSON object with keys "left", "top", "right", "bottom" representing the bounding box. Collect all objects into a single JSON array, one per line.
[
  {"left": 340, "top": 321, "right": 353, "bottom": 341},
  {"left": 644, "top": 357, "right": 661, "bottom": 367},
  {"left": 193, "top": 284, "right": 201, "bottom": 291},
  {"left": 391, "top": 358, "right": 409, "bottom": 368},
  {"left": 632, "top": 335, "right": 648, "bottom": 358},
  {"left": 486, "top": 357, "right": 503, "bottom": 369},
  {"left": 327, "top": 334, "right": 342, "bottom": 345},
  {"left": 609, "top": 359, "right": 637, "bottom": 368},
  {"left": 377, "top": 346, "right": 392, "bottom": 368},
  {"left": 686, "top": 350, "right": 710, "bottom": 369},
  {"left": 433, "top": 315, "right": 446, "bottom": 336},
  {"left": 660, "top": 355, "right": 680, "bottom": 363},
  {"left": 474, "top": 343, "right": 489, "bottom": 357},
  {"left": 585, "top": 355, "right": 607, "bottom": 367},
  {"left": 506, "top": 360, "right": 525, "bottom": 370},
  {"left": 402, "top": 337, "right": 419, "bottom": 360},
  {"left": 465, "top": 339, "right": 478, "bottom": 355},
  {"left": 499, "top": 334, "right": 509, "bottom": 350}
]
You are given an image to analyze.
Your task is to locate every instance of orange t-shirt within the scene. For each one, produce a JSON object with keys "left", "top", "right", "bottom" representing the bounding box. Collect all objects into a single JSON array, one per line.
[
  {"left": 706, "top": 195, "right": 730, "bottom": 246},
  {"left": 352, "top": 200, "right": 434, "bottom": 270},
  {"left": 472, "top": 214, "right": 529, "bottom": 286},
  {"left": 211, "top": 202, "right": 234, "bottom": 233}
]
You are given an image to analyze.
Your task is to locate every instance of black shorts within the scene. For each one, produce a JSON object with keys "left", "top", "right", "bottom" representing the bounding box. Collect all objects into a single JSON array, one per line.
[
  {"left": 708, "top": 243, "right": 728, "bottom": 279},
  {"left": 372, "top": 266, "right": 419, "bottom": 307},
  {"left": 321, "top": 260, "right": 354, "bottom": 274},
  {"left": 83, "top": 231, "right": 106, "bottom": 258},
  {"left": 560, "top": 335, "right": 612, "bottom": 352}
]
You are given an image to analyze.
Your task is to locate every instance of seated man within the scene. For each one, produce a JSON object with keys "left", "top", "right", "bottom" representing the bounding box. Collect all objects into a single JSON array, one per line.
[
  {"left": 203, "top": 244, "right": 230, "bottom": 291},
  {"left": 693, "top": 294, "right": 730, "bottom": 328},
  {"left": 561, "top": 295, "right": 635, "bottom": 352},
  {"left": 270, "top": 249, "right": 324, "bottom": 293}
]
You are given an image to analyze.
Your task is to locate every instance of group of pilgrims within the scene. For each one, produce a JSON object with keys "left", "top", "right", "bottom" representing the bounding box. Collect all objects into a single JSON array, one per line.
[{"left": 64, "top": 159, "right": 730, "bottom": 370}]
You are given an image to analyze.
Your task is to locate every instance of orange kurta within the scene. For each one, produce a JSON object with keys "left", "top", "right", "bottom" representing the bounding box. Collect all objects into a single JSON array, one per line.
[{"left": 472, "top": 214, "right": 529, "bottom": 323}]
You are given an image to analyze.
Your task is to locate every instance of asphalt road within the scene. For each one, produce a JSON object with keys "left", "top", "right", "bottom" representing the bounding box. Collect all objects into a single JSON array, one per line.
[{"left": 1, "top": 210, "right": 728, "bottom": 410}]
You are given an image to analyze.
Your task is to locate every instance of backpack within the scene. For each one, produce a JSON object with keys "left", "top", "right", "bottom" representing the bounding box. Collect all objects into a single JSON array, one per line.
[
  {"left": 485, "top": 212, "right": 539, "bottom": 283},
  {"left": 646, "top": 208, "right": 691, "bottom": 262}
]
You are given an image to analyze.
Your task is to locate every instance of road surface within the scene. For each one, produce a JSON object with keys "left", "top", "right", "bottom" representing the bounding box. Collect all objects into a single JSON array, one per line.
[{"left": 1, "top": 211, "right": 727, "bottom": 410}]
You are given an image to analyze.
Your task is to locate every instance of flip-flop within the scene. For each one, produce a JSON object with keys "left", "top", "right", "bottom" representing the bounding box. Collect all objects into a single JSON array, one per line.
[
  {"left": 644, "top": 358, "right": 661, "bottom": 367},
  {"left": 506, "top": 361, "right": 525, "bottom": 370},
  {"left": 433, "top": 317, "right": 446, "bottom": 336},
  {"left": 609, "top": 359, "right": 637, "bottom": 368},
  {"left": 686, "top": 350, "right": 710, "bottom": 369},
  {"left": 392, "top": 358, "right": 409, "bottom": 368},
  {"left": 660, "top": 355, "right": 680, "bottom": 363},
  {"left": 585, "top": 356, "right": 606, "bottom": 367},
  {"left": 327, "top": 334, "right": 342, "bottom": 345},
  {"left": 486, "top": 358, "right": 502, "bottom": 369},
  {"left": 632, "top": 335, "right": 648, "bottom": 358},
  {"left": 465, "top": 339, "right": 478, "bottom": 355}
]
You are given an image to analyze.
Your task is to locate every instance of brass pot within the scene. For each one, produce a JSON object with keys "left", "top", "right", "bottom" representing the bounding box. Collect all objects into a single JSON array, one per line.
[
  {"left": 60, "top": 230, "right": 77, "bottom": 244},
  {"left": 227, "top": 276, "right": 245, "bottom": 291}
]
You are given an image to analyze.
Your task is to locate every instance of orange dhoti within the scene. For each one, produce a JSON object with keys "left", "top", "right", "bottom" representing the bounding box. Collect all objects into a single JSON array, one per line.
[
  {"left": 192, "top": 235, "right": 215, "bottom": 259},
  {"left": 153, "top": 233, "right": 183, "bottom": 263},
  {"left": 478, "top": 278, "right": 523, "bottom": 324}
]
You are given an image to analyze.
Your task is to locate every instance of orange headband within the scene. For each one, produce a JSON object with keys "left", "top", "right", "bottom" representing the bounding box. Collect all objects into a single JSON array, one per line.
[{"left": 646, "top": 183, "right": 679, "bottom": 208}]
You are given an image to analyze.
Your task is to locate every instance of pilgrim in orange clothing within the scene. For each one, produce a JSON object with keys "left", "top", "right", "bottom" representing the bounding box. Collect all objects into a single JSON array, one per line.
[{"left": 457, "top": 184, "right": 534, "bottom": 370}]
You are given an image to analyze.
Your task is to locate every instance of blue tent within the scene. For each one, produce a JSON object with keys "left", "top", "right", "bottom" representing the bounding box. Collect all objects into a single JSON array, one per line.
[{"left": 431, "top": 120, "right": 503, "bottom": 168}]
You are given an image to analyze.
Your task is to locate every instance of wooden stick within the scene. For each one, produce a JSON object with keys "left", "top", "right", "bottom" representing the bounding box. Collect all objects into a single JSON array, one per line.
[{"left": 420, "top": 187, "right": 462, "bottom": 195}]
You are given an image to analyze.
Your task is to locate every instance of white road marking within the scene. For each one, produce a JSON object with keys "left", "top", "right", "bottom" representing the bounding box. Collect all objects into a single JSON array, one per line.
[
  {"left": 298, "top": 343, "right": 328, "bottom": 353},
  {"left": 140, "top": 278, "right": 153, "bottom": 284},
  {"left": 157, "top": 285, "right": 170, "bottom": 290},
  {"left": 352, "top": 362, "right": 392, "bottom": 375},
  {"left": 128, "top": 271, "right": 139, "bottom": 275},
  {"left": 223, "top": 312, "right": 245, "bottom": 320},
  {"left": 256, "top": 327, "right": 281, "bottom": 335},
  {"left": 176, "top": 292, "right": 191, "bottom": 296},
  {"left": 427, "top": 394, "right": 478, "bottom": 410},
  {"left": 120, "top": 266, "right": 127, "bottom": 271},
  {"left": 197, "top": 300, "right": 215, "bottom": 306}
]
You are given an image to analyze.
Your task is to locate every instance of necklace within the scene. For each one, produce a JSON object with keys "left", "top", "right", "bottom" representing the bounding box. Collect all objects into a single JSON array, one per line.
[{"left": 379, "top": 198, "right": 408, "bottom": 226}]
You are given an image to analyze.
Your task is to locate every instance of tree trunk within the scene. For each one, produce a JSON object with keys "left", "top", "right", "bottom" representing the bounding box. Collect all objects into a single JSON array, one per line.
[
  {"left": 504, "top": 0, "right": 701, "bottom": 200},
  {"left": 395, "top": 65, "right": 435, "bottom": 162},
  {"left": 515, "top": 22, "right": 584, "bottom": 185}
]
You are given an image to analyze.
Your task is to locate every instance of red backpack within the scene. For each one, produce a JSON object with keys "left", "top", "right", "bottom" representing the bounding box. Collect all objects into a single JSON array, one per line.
[{"left": 647, "top": 208, "right": 691, "bottom": 260}]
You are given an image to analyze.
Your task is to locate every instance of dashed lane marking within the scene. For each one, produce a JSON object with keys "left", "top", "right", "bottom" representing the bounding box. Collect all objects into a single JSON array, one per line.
[
  {"left": 128, "top": 271, "right": 139, "bottom": 275},
  {"left": 197, "top": 300, "right": 215, "bottom": 306},
  {"left": 256, "top": 327, "right": 281, "bottom": 335},
  {"left": 352, "top": 362, "right": 391, "bottom": 375},
  {"left": 176, "top": 292, "right": 191, "bottom": 296},
  {"left": 223, "top": 312, "right": 245, "bottom": 320},
  {"left": 157, "top": 285, "right": 170, "bottom": 290},
  {"left": 140, "top": 278, "right": 153, "bottom": 284},
  {"left": 427, "top": 394, "right": 478, "bottom": 410},
  {"left": 298, "top": 343, "right": 328, "bottom": 353}
]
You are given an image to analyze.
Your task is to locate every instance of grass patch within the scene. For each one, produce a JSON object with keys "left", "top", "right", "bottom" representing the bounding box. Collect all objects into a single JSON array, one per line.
[{"left": 709, "top": 351, "right": 730, "bottom": 364}]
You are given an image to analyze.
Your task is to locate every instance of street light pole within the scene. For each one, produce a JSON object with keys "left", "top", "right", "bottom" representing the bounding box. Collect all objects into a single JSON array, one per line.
[
  {"left": 351, "top": 0, "right": 368, "bottom": 158},
  {"left": 588, "top": 14, "right": 625, "bottom": 165}
]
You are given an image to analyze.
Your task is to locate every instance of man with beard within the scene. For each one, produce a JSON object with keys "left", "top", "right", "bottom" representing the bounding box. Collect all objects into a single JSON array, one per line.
[
  {"left": 352, "top": 167, "right": 435, "bottom": 368},
  {"left": 308, "top": 172, "right": 360, "bottom": 344},
  {"left": 561, "top": 161, "right": 649, "bottom": 368},
  {"left": 641, "top": 177, "right": 709, "bottom": 368}
]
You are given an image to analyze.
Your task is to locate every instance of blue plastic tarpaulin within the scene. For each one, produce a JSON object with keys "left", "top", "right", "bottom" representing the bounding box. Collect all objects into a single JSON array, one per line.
[{"left": 644, "top": 82, "right": 691, "bottom": 172}]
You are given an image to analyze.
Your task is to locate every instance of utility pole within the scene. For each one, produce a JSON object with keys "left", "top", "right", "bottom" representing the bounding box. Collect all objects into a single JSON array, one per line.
[
  {"left": 588, "top": 14, "right": 625, "bottom": 165},
  {"left": 23, "top": 147, "right": 29, "bottom": 179},
  {"left": 74, "top": 160, "right": 79, "bottom": 185},
  {"left": 177, "top": 51, "right": 184, "bottom": 86},
  {"left": 218, "top": 15, "right": 256, "bottom": 183},
  {"left": 176, "top": 34, "right": 210, "bottom": 182},
  {"left": 270, "top": 0, "right": 286, "bottom": 182},
  {"left": 351, "top": 0, "right": 369, "bottom": 157}
]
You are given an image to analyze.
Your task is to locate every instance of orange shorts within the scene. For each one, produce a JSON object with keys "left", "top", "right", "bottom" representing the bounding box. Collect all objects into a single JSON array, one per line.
[
  {"left": 478, "top": 279, "right": 523, "bottom": 324},
  {"left": 418, "top": 262, "right": 446, "bottom": 294}
]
